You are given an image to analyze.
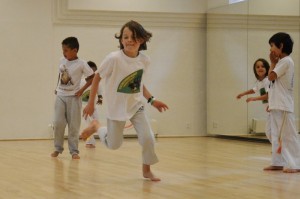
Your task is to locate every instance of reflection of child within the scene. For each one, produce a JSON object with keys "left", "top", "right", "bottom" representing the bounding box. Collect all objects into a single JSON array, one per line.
[
  {"left": 264, "top": 32, "right": 300, "bottom": 173},
  {"left": 81, "top": 20, "right": 169, "bottom": 181},
  {"left": 81, "top": 61, "right": 103, "bottom": 148},
  {"left": 236, "top": 58, "right": 270, "bottom": 103},
  {"left": 51, "top": 37, "right": 94, "bottom": 159},
  {"left": 236, "top": 58, "right": 271, "bottom": 140}
]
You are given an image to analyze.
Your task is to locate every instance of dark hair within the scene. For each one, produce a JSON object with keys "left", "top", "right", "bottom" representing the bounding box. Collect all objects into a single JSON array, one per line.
[
  {"left": 115, "top": 20, "right": 152, "bottom": 51},
  {"left": 269, "top": 32, "right": 293, "bottom": 55},
  {"left": 62, "top": 37, "right": 79, "bottom": 51},
  {"left": 253, "top": 58, "right": 270, "bottom": 80},
  {"left": 87, "top": 61, "right": 97, "bottom": 70}
]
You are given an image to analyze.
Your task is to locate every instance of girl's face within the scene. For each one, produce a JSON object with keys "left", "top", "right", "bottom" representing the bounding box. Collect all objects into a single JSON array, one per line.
[
  {"left": 270, "top": 42, "right": 282, "bottom": 58},
  {"left": 255, "top": 61, "right": 267, "bottom": 80},
  {"left": 121, "top": 27, "right": 144, "bottom": 58},
  {"left": 62, "top": 45, "right": 78, "bottom": 61}
]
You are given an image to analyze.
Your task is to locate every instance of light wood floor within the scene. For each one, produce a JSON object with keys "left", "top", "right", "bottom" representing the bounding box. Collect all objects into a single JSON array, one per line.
[{"left": 0, "top": 137, "right": 299, "bottom": 199}]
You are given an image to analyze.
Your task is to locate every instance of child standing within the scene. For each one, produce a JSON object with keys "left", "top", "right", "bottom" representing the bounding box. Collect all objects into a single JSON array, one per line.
[
  {"left": 236, "top": 58, "right": 270, "bottom": 104},
  {"left": 51, "top": 37, "right": 94, "bottom": 159},
  {"left": 81, "top": 61, "right": 103, "bottom": 148},
  {"left": 265, "top": 32, "right": 300, "bottom": 173},
  {"left": 236, "top": 58, "right": 271, "bottom": 140},
  {"left": 81, "top": 20, "right": 169, "bottom": 181}
]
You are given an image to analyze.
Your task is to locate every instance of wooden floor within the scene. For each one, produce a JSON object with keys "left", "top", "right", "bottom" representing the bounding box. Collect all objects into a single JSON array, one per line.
[{"left": 0, "top": 137, "right": 299, "bottom": 199}]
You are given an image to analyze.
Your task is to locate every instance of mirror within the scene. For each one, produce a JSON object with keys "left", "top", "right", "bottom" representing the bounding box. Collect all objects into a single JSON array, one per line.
[{"left": 207, "top": 0, "right": 300, "bottom": 136}]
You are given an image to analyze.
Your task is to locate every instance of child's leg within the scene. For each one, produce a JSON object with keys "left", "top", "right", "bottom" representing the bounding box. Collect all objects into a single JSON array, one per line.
[
  {"left": 85, "top": 134, "right": 96, "bottom": 148},
  {"left": 98, "top": 120, "right": 125, "bottom": 150},
  {"left": 265, "top": 110, "right": 285, "bottom": 169},
  {"left": 52, "top": 96, "right": 67, "bottom": 156},
  {"left": 280, "top": 112, "right": 300, "bottom": 172},
  {"left": 66, "top": 96, "right": 82, "bottom": 158},
  {"left": 130, "top": 107, "right": 159, "bottom": 181},
  {"left": 81, "top": 108, "right": 100, "bottom": 142},
  {"left": 265, "top": 113, "right": 272, "bottom": 143},
  {"left": 81, "top": 120, "right": 100, "bottom": 141}
]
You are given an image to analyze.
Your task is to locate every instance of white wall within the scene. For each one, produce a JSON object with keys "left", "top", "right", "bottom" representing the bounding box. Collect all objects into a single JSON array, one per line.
[
  {"left": 0, "top": 0, "right": 207, "bottom": 139},
  {"left": 0, "top": 0, "right": 54, "bottom": 139}
]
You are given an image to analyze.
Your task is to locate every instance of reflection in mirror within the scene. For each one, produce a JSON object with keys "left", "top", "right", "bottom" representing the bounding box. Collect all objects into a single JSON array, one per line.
[{"left": 207, "top": 0, "right": 299, "bottom": 137}]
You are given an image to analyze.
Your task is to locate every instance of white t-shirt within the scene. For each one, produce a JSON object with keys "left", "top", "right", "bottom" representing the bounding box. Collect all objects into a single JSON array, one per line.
[
  {"left": 268, "top": 56, "right": 294, "bottom": 112},
  {"left": 97, "top": 50, "right": 150, "bottom": 121},
  {"left": 56, "top": 58, "right": 94, "bottom": 96},
  {"left": 252, "top": 77, "right": 270, "bottom": 104}
]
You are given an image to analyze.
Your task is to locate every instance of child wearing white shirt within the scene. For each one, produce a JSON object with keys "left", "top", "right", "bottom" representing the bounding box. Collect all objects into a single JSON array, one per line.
[
  {"left": 265, "top": 32, "right": 300, "bottom": 173},
  {"left": 81, "top": 21, "right": 169, "bottom": 181}
]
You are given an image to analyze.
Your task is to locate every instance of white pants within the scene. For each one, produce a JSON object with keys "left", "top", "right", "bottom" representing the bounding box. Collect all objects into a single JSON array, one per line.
[
  {"left": 265, "top": 113, "right": 272, "bottom": 142},
  {"left": 269, "top": 110, "right": 300, "bottom": 169},
  {"left": 98, "top": 107, "right": 158, "bottom": 165}
]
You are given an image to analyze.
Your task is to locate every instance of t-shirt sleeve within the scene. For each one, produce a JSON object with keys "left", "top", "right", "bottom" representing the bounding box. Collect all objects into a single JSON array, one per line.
[
  {"left": 97, "top": 54, "right": 114, "bottom": 79},
  {"left": 273, "top": 59, "right": 288, "bottom": 78},
  {"left": 82, "top": 62, "right": 94, "bottom": 77},
  {"left": 252, "top": 81, "right": 259, "bottom": 93}
]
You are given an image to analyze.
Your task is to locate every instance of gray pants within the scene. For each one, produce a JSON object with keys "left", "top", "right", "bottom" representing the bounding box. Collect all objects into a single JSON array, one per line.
[
  {"left": 98, "top": 107, "right": 158, "bottom": 165},
  {"left": 53, "top": 95, "right": 82, "bottom": 155}
]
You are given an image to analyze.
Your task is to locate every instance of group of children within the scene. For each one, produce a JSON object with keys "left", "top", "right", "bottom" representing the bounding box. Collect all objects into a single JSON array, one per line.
[
  {"left": 51, "top": 20, "right": 168, "bottom": 181},
  {"left": 237, "top": 32, "right": 300, "bottom": 173},
  {"left": 51, "top": 19, "right": 300, "bottom": 181}
]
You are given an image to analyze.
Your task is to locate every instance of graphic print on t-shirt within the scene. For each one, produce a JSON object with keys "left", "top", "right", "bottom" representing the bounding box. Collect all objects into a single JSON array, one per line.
[
  {"left": 259, "top": 87, "right": 268, "bottom": 104},
  {"left": 82, "top": 90, "right": 90, "bottom": 102},
  {"left": 117, "top": 69, "right": 143, "bottom": 93},
  {"left": 60, "top": 65, "right": 73, "bottom": 85}
]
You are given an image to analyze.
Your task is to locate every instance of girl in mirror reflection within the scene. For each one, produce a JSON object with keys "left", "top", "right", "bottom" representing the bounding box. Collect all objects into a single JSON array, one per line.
[
  {"left": 265, "top": 32, "right": 300, "bottom": 173},
  {"left": 236, "top": 58, "right": 271, "bottom": 141}
]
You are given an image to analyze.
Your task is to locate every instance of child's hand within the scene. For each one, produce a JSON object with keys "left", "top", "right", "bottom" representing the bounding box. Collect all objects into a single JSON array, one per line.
[
  {"left": 246, "top": 97, "right": 255, "bottom": 103},
  {"left": 75, "top": 89, "right": 83, "bottom": 97},
  {"left": 236, "top": 94, "right": 243, "bottom": 99},
  {"left": 152, "top": 100, "right": 169, "bottom": 112},
  {"left": 269, "top": 52, "right": 279, "bottom": 65},
  {"left": 83, "top": 104, "right": 95, "bottom": 119}
]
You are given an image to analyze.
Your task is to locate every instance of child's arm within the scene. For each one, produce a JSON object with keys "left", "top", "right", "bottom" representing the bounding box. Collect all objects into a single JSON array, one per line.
[
  {"left": 236, "top": 89, "right": 255, "bottom": 99},
  {"left": 268, "top": 52, "right": 279, "bottom": 81},
  {"left": 143, "top": 85, "right": 169, "bottom": 112},
  {"left": 75, "top": 74, "right": 95, "bottom": 97},
  {"left": 54, "top": 74, "right": 60, "bottom": 95},
  {"left": 83, "top": 73, "right": 101, "bottom": 118},
  {"left": 246, "top": 93, "right": 268, "bottom": 103}
]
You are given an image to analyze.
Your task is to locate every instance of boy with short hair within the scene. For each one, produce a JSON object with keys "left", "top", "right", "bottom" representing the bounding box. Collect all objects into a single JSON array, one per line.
[
  {"left": 265, "top": 32, "right": 300, "bottom": 172},
  {"left": 51, "top": 37, "right": 94, "bottom": 159}
]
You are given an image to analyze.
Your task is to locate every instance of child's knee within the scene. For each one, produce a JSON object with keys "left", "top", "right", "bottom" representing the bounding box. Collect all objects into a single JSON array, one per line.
[
  {"left": 107, "top": 141, "right": 122, "bottom": 150},
  {"left": 140, "top": 134, "right": 155, "bottom": 146}
]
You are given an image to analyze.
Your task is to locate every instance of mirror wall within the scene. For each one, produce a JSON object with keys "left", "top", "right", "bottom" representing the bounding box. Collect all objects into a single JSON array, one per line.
[{"left": 207, "top": 0, "right": 300, "bottom": 135}]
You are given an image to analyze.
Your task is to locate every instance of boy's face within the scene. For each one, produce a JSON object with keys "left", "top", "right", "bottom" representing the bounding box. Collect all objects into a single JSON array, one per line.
[
  {"left": 62, "top": 45, "right": 78, "bottom": 61},
  {"left": 121, "top": 27, "right": 144, "bottom": 58},
  {"left": 270, "top": 42, "right": 282, "bottom": 58}
]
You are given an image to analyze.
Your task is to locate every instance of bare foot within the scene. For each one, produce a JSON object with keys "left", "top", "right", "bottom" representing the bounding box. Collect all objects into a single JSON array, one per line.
[
  {"left": 85, "top": 144, "right": 96, "bottom": 148},
  {"left": 72, "top": 154, "right": 80, "bottom": 159},
  {"left": 143, "top": 171, "right": 161, "bottom": 181},
  {"left": 51, "top": 151, "right": 59, "bottom": 157},
  {"left": 81, "top": 121, "right": 100, "bottom": 141},
  {"left": 143, "top": 164, "right": 161, "bottom": 181},
  {"left": 263, "top": 166, "right": 283, "bottom": 171},
  {"left": 283, "top": 168, "right": 300, "bottom": 173}
]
